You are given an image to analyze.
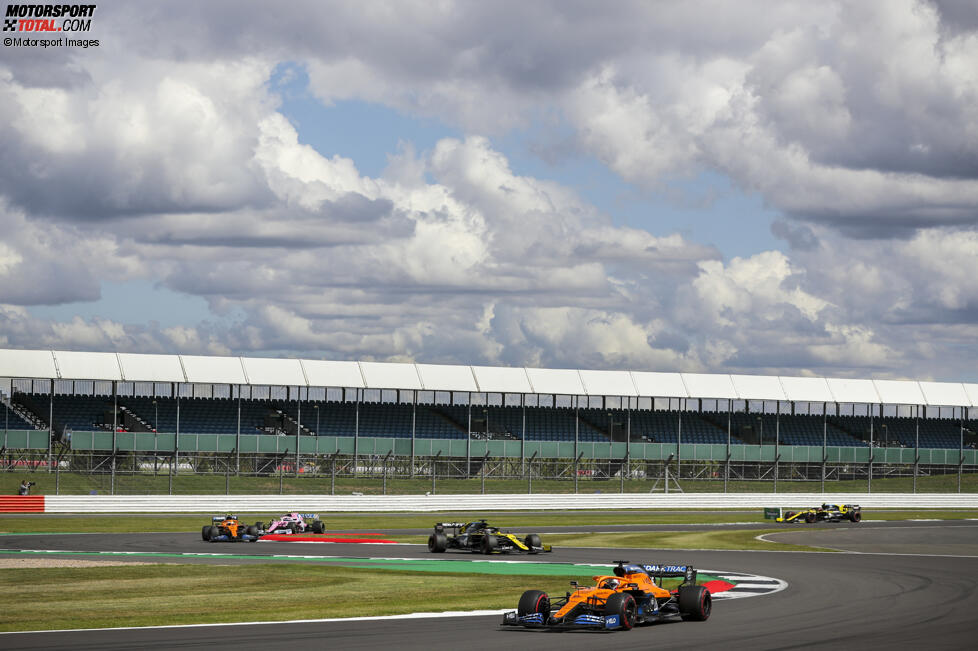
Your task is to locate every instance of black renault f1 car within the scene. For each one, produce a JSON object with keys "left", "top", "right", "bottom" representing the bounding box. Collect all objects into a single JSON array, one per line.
[
  {"left": 502, "top": 561, "right": 711, "bottom": 631},
  {"left": 427, "top": 520, "right": 551, "bottom": 554},
  {"left": 776, "top": 503, "right": 861, "bottom": 523}
]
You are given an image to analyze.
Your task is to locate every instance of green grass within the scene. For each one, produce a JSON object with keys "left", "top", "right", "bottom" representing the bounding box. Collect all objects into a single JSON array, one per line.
[
  {"left": 0, "top": 564, "right": 594, "bottom": 632},
  {"left": 2, "top": 509, "right": 977, "bottom": 534},
  {"left": 0, "top": 562, "right": 739, "bottom": 632},
  {"left": 3, "top": 468, "right": 977, "bottom": 495}
]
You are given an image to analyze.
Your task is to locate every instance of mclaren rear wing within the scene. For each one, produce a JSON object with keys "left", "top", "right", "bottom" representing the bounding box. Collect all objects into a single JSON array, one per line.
[{"left": 641, "top": 563, "right": 698, "bottom": 586}]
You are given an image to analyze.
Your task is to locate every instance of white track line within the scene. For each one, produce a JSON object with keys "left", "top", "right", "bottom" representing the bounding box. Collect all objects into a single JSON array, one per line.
[{"left": 0, "top": 609, "right": 514, "bottom": 636}]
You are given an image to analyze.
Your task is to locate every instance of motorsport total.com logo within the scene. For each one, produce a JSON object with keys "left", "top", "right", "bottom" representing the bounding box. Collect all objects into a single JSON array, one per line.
[
  {"left": 4, "top": 3, "right": 94, "bottom": 31},
  {"left": 3, "top": 4, "right": 98, "bottom": 48}
]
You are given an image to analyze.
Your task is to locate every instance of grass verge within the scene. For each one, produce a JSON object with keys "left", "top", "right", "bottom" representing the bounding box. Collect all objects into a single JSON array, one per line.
[
  {"left": 0, "top": 563, "right": 717, "bottom": 632},
  {"left": 3, "top": 468, "right": 978, "bottom": 496},
  {"left": 0, "top": 565, "right": 577, "bottom": 632}
]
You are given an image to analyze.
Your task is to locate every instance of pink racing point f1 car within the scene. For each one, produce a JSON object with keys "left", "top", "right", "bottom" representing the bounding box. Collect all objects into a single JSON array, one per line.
[{"left": 260, "top": 512, "right": 326, "bottom": 534}]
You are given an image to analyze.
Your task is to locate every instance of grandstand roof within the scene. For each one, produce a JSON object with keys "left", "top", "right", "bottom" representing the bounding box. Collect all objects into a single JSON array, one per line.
[{"left": 0, "top": 348, "right": 975, "bottom": 407}]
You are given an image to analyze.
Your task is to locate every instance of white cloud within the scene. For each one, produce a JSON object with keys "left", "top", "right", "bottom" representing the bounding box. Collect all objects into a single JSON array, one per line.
[{"left": 1, "top": 0, "right": 976, "bottom": 381}]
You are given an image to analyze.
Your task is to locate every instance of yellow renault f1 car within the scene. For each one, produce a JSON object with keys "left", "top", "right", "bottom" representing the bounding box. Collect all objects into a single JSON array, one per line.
[
  {"left": 427, "top": 519, "right": 551, "bottom": 554},
  {"left": 502, "top": 561, "right": 711, "bottom": 630},
  {"left": 777, "top": 503, "right": 862, "bottom": 523}
]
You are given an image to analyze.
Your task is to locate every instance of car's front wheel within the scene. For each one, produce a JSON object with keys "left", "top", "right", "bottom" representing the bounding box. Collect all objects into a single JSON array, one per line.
[
  {"left": 850, "top": 510, "right": 862, "bottom": 522},
  {"left": 805, "top": 511, "right": 816, "bottom": 523},
  {"left": 524, "top": 534, "right": 541, "bottom": 548},
  {"left": 605, "top": 592, "right": 637, "bottom": 630},
  {"left": 517, "top": 589, "right": 550, "bottom": 619}
]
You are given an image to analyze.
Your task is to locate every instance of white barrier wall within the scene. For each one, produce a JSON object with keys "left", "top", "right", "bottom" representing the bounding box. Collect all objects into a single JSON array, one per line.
[{"left": 43, "top": 493, "right": 978, "bottom": 513}]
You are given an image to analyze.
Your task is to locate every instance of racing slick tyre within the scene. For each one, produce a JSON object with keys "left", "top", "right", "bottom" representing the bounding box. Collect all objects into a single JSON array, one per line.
[
  {"left": 201, "top": 526, "right": 211, "bottom": 541},
  {"left": 428, "top": 532, "right": 448, "bottom": 553},
  {"left": 517, "top": 590, "right": 550, "bottom": 619},
  {"left": 524, "top": 534, "right": 542, "bottom": 548},
  {"left": 246, "top": 525, "right": 259, "bottom": 537},
  {"left": 604, "top": 592, "right": 637, "bottom": 630},
  {"left": 290, "top": 523, "right": 299, "bottom": 534},
  {"left": 311, "top": 520, "right": 326, "bottom": 534},
  {"left": 678, "top": 585, "right": 712, "bottom": 621},
  {"left": 805, "top": 511, "right": 816, "bottom": 523},
  {"left": 255, "top": 522, "right": 264, "bottom": 530},
  {"left": 481, "top": 534, "right": 498, "bottom": 554},
  {"left": 850, "top": 511, "right": 862, "bottom": 523},
  {"left": 206, "top": 526, "right": 220, "bottom": 541},
  {"left": 783, "top": 511, "right": 795, "bottom": 520}
]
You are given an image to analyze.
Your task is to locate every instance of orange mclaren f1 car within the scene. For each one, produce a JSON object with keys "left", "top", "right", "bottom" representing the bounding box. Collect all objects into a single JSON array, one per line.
[{"left": 502, "top": 560, "right": 711, "bottom": 631}]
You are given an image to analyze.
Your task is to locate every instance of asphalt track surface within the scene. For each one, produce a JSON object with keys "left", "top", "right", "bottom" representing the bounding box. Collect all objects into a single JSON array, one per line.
[{"left": 3, "top": 520, "right": 978, "bottom": 650}]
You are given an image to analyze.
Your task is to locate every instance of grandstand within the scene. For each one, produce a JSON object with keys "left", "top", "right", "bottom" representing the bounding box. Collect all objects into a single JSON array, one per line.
[{"left": 1, "top": 349, "right": 976, "bottom": 461}]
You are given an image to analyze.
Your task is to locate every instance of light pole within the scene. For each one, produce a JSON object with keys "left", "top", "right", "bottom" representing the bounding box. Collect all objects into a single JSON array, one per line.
[
  {"left": 314, "top": 404, "right": 320, "bottom": 437},
  {"left": 153, "top": 400, "right": 158, "bottom": 433}
]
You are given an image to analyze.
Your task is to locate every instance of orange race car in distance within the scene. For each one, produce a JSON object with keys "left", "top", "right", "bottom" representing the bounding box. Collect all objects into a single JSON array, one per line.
[
  {"left": 502, "top": 560, "right": 711, "bottom": 631},
  {"left": 201, "top": 514, "right": 262, "bottom": 542}
]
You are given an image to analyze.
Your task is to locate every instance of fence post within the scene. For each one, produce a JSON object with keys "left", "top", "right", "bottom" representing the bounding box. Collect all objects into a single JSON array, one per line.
[
  {"left": 279, "top": 449, "right": 286, "bottom": 495},
  {"left": 431, "top": 451, "right": 441, "bottom": 495},
  {"left": 481, "top": 452, "right": 489, "bottom": 494},
  {"left": 574, "top": 452, "right": 583, "bottom": 494}
]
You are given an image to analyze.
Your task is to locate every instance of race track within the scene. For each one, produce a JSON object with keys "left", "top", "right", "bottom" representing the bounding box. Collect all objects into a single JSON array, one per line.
[{"left": 2, "top": 519, "right": 977, "bottom": 649}]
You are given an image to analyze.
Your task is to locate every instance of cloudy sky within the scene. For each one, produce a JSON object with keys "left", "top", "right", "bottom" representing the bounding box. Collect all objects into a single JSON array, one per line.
[{"left": 1, "top": 0, "right": 977, "bottom": 381}]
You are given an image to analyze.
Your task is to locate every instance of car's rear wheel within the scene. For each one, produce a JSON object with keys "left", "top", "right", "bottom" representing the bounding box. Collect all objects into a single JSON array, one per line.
[
  {"left": 290, "top": 523, "right": 299, "bottom": 534},
  {"left": 246, "top": 525, "right": 259, "bottom": 537},
  {"left": 850, "top": 510, "right": 862, "bottom": 522},
  {"left": 206, "top": 526, "right": 219, "bottom": 541},
  {"left": 517, "top": 589, "right": 550, "bottom": 619},
  {"left": 481, "top": 534, "right": 498, "bottom": 554},
  {"left": 805, "top": 511, "right": 816, "bottom": 523},
  {"left": 605, "top": 592, "right": 637, "bottom": 630},
  {"left": 524, "top": 534, "right": 541, "bottom": 548},
  {"left": 678, "top": 585, "right": 712, "bottom": 621},
  {"left": 201, "top": 525, "right": 211, "bottom": 541},
  {"left": 311, "top": 520, "right": 326, "bottom": 533},
  {"left": 255, "top": 521, "right": 264, "bottom": 530},
  {"left": 428, "top": 532, "right": 448, "bottom": 553}
]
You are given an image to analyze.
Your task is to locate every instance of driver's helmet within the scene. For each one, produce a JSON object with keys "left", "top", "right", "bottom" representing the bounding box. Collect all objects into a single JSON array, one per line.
[
  {"left": 821, "top": 504, "right": 830, "bottom": 510},
  {"left": 601, "top": 578, "right": 620, "bottom": 590}
]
